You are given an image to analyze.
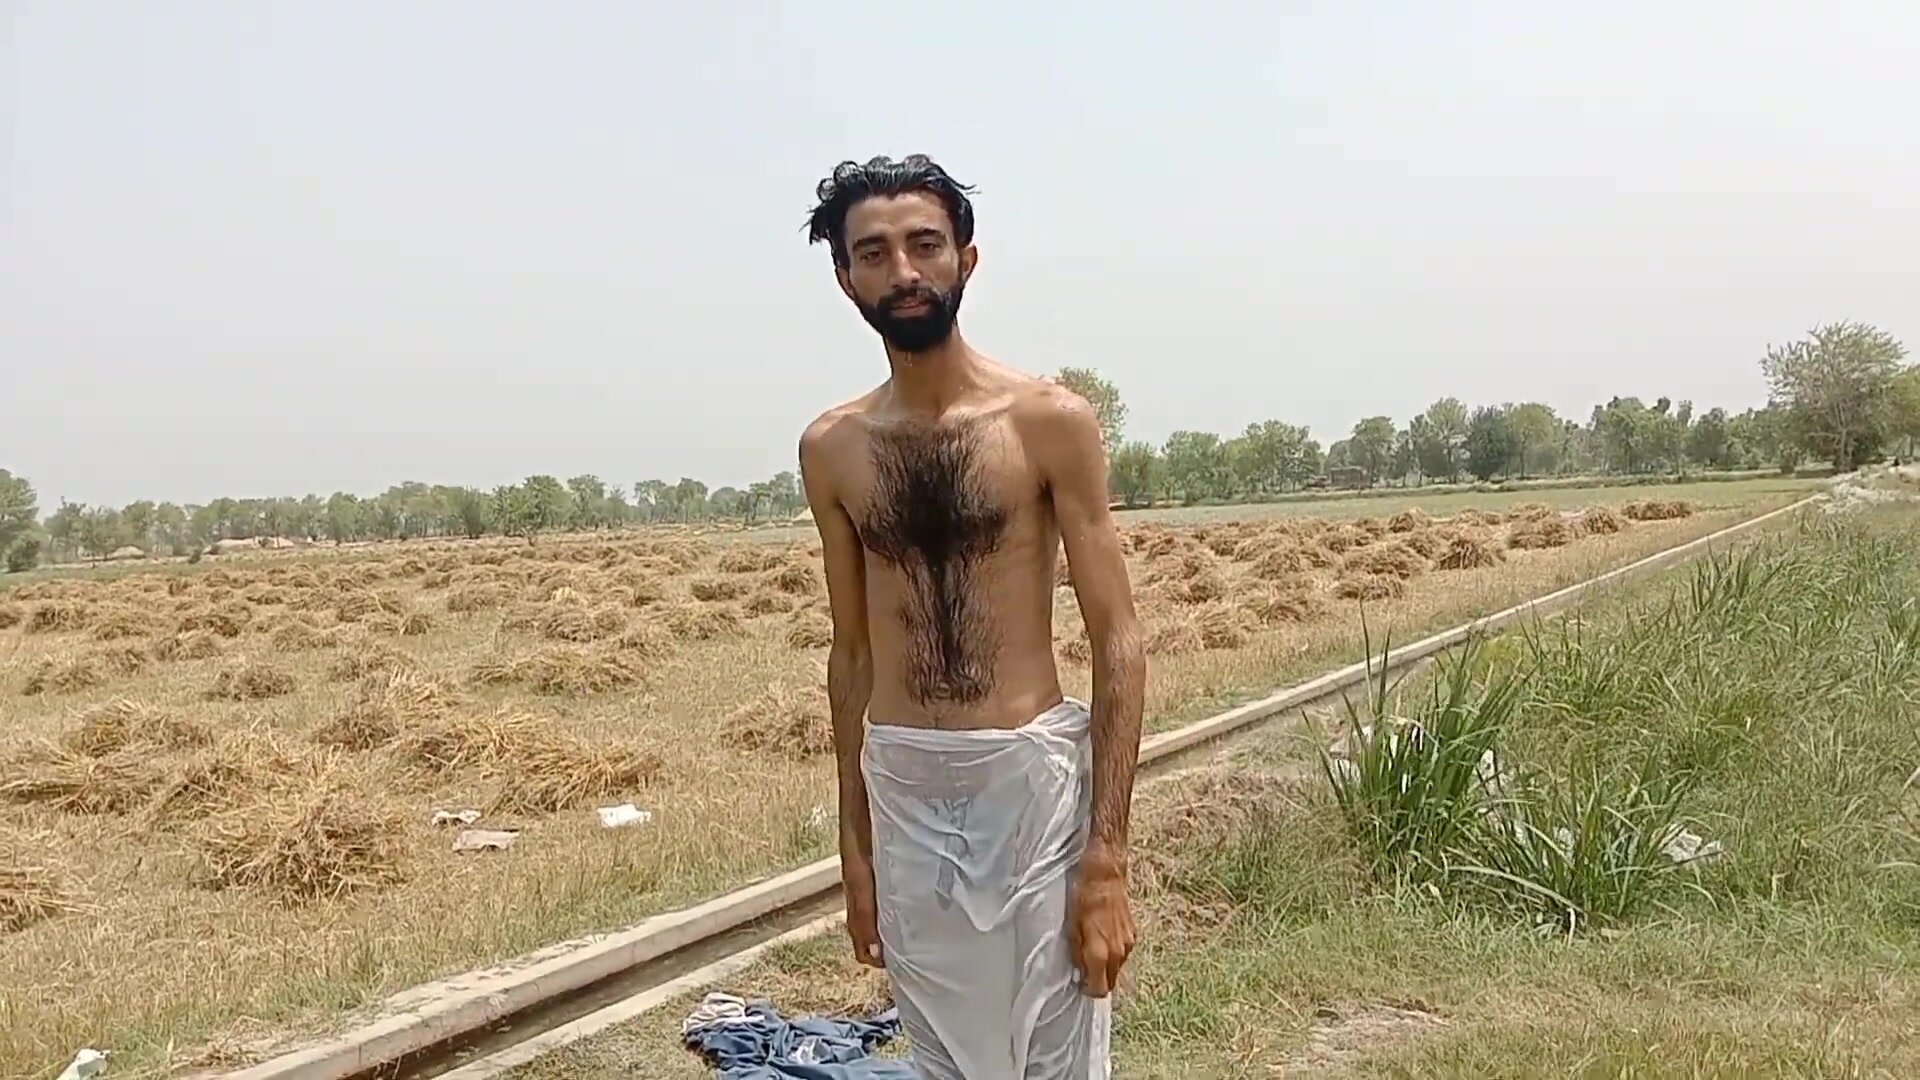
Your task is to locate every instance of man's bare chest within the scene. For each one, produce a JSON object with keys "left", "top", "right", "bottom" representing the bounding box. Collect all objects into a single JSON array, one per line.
[{"left": 846, "top": 417, "right": 1038, "bottom": 568}]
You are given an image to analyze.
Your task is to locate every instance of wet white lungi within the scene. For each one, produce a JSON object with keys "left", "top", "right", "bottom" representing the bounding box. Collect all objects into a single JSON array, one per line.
[{"left": 861, "top": 697, "right": 1112, "bottom": 1079}]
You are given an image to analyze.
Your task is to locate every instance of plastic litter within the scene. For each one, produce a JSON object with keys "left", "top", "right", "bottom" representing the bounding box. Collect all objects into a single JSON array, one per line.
[
  {"left": 861, "top": 698, "right": 1111, "bottom": 1079},
  {"left": 596, "top": 803, "right": 652, "bottom": 829},
  {"left": 430, "top": 808, "right": 481, "bottom": 827},
  {"left": 452, "top": 828, "right": 519, "bottom": 853},
  {"left": 56, "top": 1049, "right": 109, "bottom": 1080}
]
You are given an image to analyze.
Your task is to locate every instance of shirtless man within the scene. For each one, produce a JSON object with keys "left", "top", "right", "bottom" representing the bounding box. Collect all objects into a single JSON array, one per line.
[{"left": 796, "top": 155, "right": 1146, "bottom": 1077}]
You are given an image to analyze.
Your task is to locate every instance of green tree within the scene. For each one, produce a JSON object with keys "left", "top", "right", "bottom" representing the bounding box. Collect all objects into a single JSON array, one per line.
[
  {"left": 1686, "top": 407, "right": 1733, "bottom": 468},
  {"left": 1161, "top": 430, "right": 1232, "bottom": 503},
  {"left": 1507, "top": 403, "right": 1560, "bottom": 477},
  {"left": 1054, "top": 367, "right": 1129, "bottom": 453},
  {"left": 1109, "top": 441, "right": 1162, "bottom": 507},
  {"left": 1419, "top": 397, "right": 1470, "bottom": 481},
  {"left": 154, "top": 502, "right": 188, "bottom": 555},
  {"left": 1762, "top": 321, "right": 1907, "bottom": 469},
  {"left": 1887, "top": 366, "right": 1920, "bottom": 457},
  {"left": 449, "top": 487, "right": 494, "bottom": 538},
  {"left": 0, "top": 469, "right": 39, "bottom": 565},
  {"left": 1465, "top": 405, "right": 1520, "bottom": 481},
  {"left": 522, "top": 475, "right": 575, "bottom": 532},
  {"left": 1347, "top": 416, "right": 1397, "bottom": 485}
]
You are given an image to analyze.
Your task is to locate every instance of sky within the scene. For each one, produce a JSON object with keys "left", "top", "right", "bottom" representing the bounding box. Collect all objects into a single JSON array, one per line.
[{"left": 3, "top": 1, "right": 1917, "bottom": 509}]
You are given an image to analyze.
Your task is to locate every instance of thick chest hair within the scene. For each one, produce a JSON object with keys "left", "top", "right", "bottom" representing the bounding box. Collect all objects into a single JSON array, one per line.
[{"left": 860, "top": 419, "right": 1013, "bottom": 707}]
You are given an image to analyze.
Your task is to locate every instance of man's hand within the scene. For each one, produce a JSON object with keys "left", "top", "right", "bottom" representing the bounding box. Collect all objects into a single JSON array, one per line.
[
  {"left": 1066, "top": 849, "right": 1135, "bottom": 997},
  {"left": 843, "top": 853, "right": 885, "bottom": 968}
]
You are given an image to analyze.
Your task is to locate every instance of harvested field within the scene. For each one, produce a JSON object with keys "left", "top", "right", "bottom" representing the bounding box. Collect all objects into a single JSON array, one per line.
[
  {"left": 0, "top": 484, "right": 1793, "bottom": 1075},
  {"left": 506, "top": 495, "right": 1918, "bottom": 1080}
]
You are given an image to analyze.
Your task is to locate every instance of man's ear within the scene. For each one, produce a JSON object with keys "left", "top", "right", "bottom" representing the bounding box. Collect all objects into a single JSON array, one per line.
[
  {"left": 835, "top": 266, "right": 857, "bottom": 304},
  {"left": 959, "top": 244, "right": 979, "bottom": 285}
]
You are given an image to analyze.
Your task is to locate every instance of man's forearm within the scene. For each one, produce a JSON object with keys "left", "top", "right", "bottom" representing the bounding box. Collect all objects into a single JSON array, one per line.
[
  {"left": 1085, "top": 619, "right": 1146, "bottom": 866},
  {"left": 828, "top": 645, "right": 875, "bottom": 858}
]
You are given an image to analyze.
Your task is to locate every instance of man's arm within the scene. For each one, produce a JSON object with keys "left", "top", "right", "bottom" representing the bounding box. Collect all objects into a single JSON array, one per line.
[
  {"left": 798, "top": 416, "right": 883, "bottom": 965},
  {"left": 1034, "top": 391, "right": 1147, "bottom": 869}
]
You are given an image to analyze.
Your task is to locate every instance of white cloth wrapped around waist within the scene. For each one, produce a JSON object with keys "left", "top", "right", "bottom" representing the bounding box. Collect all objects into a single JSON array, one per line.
[{"left": 861, "top": 697, "right": 1111, "bottom": 1079}]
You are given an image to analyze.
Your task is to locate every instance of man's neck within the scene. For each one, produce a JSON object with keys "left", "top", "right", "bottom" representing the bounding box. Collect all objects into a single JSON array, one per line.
[{"left": 884, "top": 333, "right": 981, "bottom": 417}]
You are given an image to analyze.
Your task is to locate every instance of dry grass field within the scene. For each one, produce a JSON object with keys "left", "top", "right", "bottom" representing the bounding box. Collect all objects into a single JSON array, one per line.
[{"left": 0, "top": 483, "right": 1801, "bottom": 1076}]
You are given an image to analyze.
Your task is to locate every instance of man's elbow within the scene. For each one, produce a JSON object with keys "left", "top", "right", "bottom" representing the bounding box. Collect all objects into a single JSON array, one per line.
[{"left": 1092, "top": 613, "right": 1146, "bottom": 677}]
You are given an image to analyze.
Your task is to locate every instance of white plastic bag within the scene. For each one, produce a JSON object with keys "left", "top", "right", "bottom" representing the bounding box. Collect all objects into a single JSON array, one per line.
[{"left": 861, "top": 697, "right": 1111, "bottom": 1079}]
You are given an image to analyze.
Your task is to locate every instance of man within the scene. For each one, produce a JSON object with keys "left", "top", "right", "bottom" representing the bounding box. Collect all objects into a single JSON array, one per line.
[{"left": 796, "top": 154, "right": 1147, "bottom": 1078}]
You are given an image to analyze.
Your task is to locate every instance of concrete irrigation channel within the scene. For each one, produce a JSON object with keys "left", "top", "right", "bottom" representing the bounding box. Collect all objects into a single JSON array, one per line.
[{"left": 209, "top": 493, "right": 1825, "bottom": 1080}]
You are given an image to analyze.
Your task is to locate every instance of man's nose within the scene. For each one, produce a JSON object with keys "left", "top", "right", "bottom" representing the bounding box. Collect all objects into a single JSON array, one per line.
[{"left": 888, "top": 249, "right": 923, "bottom": 288}]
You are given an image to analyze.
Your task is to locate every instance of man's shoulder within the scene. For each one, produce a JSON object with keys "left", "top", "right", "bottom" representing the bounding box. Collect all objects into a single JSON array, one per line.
[
  {"left": 1008, "top": 373, "right": 1101, "bottom": 444},
  {"left": 798, "top": 390, "right": 883, "bottom": 465}
]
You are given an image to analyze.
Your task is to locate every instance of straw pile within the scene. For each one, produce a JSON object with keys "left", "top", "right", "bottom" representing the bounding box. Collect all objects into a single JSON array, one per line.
[
  {"left": 1624, "top": 499, "right": 1694, "bottom": 521},
  {"left": 1435, "top": 533, "right": 1504, "bottom": 570},
  {"left": 191, "top": 772, "right": 408, "bottom": 904},
  {"left": 1334, "top": 574, "right": 1406, "bottom": 601},
  {"left": 1578, "top": 505, "right": 1625, "bottom": 534},
  {"left": 314, "top": 670, "right": 462, "bottom": 751},
  {"left": 785, "top": 608, "right": 834, "bottom": 649},
  {"left": 1, "top": 745, "right": 158, "bottom": 815},
  {"left": 62, "top": 699, "right": 211, "bottom": 756},
  {"left": 396, "top": 708, "right": 662, "bottom": 813},
  {"left": 1, "top": 831, "right": 90, "bottom": 934},
  {"left": 470, "top": 644, "right": 644, "bottom": 695},
  {"left": 1506, "top": 516, "right": 1577, "bottom": 550},
  {"left": 207, "top": 661, "right": 297, "bottom": 701},
  {"left": 730, "top": 684, "right": 835, "bottom": 758},
  {"left": 153, "top": 628, "right": 228, "bottom": 661},
  {"left": 1341, "top": 542, "right": 1427, "bottom": 581}
]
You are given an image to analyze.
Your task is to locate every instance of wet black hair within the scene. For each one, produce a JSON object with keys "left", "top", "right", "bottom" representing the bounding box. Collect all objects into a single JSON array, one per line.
[{"left": 804, "top": 155, "right": 977, "bottom": 268}]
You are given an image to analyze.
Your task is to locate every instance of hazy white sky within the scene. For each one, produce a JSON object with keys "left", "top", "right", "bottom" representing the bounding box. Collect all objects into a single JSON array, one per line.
[{"left": 4, "top": 1, "right": 1916, "bottom": 508}]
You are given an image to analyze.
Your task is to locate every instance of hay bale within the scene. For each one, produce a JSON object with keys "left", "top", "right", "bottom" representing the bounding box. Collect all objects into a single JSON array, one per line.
[
  {"left": 1177, "top": 569, "right": 1229, "bottom": 606},
  {"left": 539, "top": 603, "right": 628, "bottom": 643},
  {"left": 26, "top": 600, "right": 93, "bottom": 634},
  {"left": 326, "top": 644, "right": 414, "bottom": 682},
  {"left": 1145, "top": 612, "right": 1204, "bottom": 657},
  {"left": 1194, "top": 602, "right": 1256, "bottom": 651},
  {"left": 610, "top": 622, "right": 675, "bottom": 659},
  {"left": 1, "top": 745, "right": 158, "bottom": 815},
  {"left": 0, "top": 602, "right": 22, "bottom": 630},
  {"left": 1435, "top": 534, "right": 1504, "bottom": 571},
  {"left": 151, "top": 628, "right": 227, "bottom": 661},
  {"left": 471, "top": 644, "right": 645, "bottom": 695},
  {"left": 396, "top": 709, "right": 661, "bottom": 813},
  {"left": 1320, "top": 525, "right": 1373, "bottom": 554},
  {"left": 270, "top": 620, "right": 343, "bottom": 652},
  {"left": 89, "top": 605, "right": 164, "bottom": 642},
  {"left": 1249, "top": 544, "right": 1310, "bottom": 580},
  {"left": 665, "top": 602, "right": 741, "bottom": 642},
  {"left": 1399, "top": 529, "right": 1448, "bottom": 559},
  {"left": 1334, "top": 573, "right": 1406, "bottom": 601},
  {"left": 22, "top": 655, "right": 107, "bottom": 696},
  {"left": 717, "top": 547, "right": 787, "bottom": 574},
  {"left": 1452, "top": 508, "right": 1507, "bottom": 527},
  {"left": 730, "top": 684, "right": 834, "bottom": 758},
  {"left": 148, "top": 732, "right": 302, "bottom": 825},
  {"left": 1244, "top": 581, "right": 1325, "bottom": 626},
  {"left": 1506, "top": 517, "right": 1576, "bottom": 550},
  {"left": 1342, "top": 541, "right": 1427, "bottom": 581},
  {"left": 689, "top": 576, "right": 750, "bottom": 603},
  {"left": 242, "top": 585, "right": 292, "bottom": 606},
  {"left": 744, "top": 590, "right": 796, "bottom": 616},
  {"left": 1386, "top": 508, "right": 1432, "bottom": 533},
  {"left": 1624, "top": 499, "right": 1694, "bottom": 521},
  {"left": 191, "top": 774, "right": 407, "bottom": 904},
  {"left": 315, "top": 670, "right": 462, "bottom": 751},
  {"left": 334, "top": 591, "right": 406, "bottom": 624},
  {"left": 1353, "top": 517, "right": 1390, "bottom": 538},
  {"left": 446, "top": 583, "right": 513, "bottom": 613},
  {"left": 399, "top": 612, "right": 434, "bottom": 637},
  {"left": 174, "top": 603, "right": 252, "bottom": 638},
  {"left": 785, "top": 608, "right": 834, "bottom": 650},
  {"left": 207, "top": 661, "right": 297, "bottom": 701},
  {"left": 63, "top": 699, "right": 211, "bottom": 756},
  {"left": 0, "top": 830, "right": 90, "bottom": 934},
  {"left": 1578, "top": 505, "right": 1625, "bottom": 534}
]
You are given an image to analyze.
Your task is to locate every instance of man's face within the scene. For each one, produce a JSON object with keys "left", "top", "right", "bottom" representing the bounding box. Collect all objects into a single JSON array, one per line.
[{"left": 836, "top": 191, "right": 977, "bottom": 354}]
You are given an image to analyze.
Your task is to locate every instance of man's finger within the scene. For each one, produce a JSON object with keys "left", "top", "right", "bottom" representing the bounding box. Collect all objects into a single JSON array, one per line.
[{"left": 1080, "top": 941, "right": 1110, "bottom": 997}]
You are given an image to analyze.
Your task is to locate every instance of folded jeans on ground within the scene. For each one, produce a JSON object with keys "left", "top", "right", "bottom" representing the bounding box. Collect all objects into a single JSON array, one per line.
[
  {"left": 861, "top": 697, "right": 1113, "bottom": 1079},
  {"left": 681, "top": 992, "right": 916, "bottom": 1079}
]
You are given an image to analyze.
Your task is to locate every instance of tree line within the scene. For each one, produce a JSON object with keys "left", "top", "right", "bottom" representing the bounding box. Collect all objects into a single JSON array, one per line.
[{"left": 2, "top": 322, "right": 1915, "bottom": 569}]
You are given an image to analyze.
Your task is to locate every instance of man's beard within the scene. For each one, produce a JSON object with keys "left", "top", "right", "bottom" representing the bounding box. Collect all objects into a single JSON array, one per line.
[{"left": 856, "top": 282, "right": 965, "bottom": 354}]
